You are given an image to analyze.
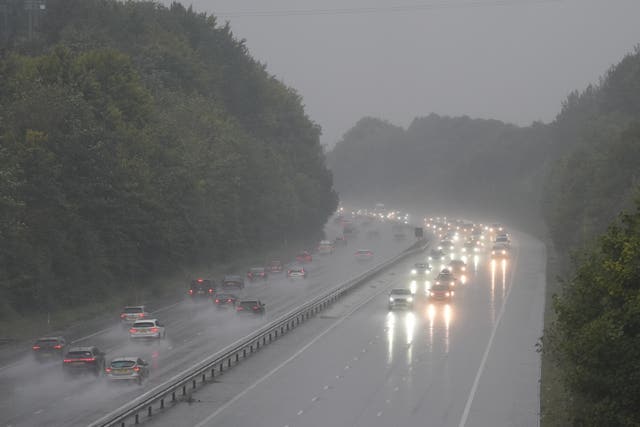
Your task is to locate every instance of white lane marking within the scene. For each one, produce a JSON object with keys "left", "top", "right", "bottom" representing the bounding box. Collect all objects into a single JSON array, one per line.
[
  {"left": 34, "top": 409, "right": 43, "bottom": 415},
  {"left": 377, "top": 411, "right": 383, "bottom": 417},
  {"left": 353, "top": 356, "right": 359, "bottom": 361},
  {"left": 193, "top": 277, "right": 393, "bottom": 427},
  {"left": 458, "top": 247, "right": 520, "bottom": 427},
  {"left": 311, "top": 396, "right": 319, "bottom": 402},
  {"left": 344, "top": 365, "right": 350, "bottom": 370},
  {"left": 297, "top": 410, "right": 304, "bottom": 416},
  {"left": 385, "top": 399, "right": 391, "bottom": 404},
  {"left": 323, "top": 385, "right": 329, "bottom": 390},
  {"left": 394, "top": 386, "right": 399, "bottom": 392}
]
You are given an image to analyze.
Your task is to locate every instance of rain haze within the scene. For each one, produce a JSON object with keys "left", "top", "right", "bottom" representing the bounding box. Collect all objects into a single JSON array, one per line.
[{"left": 170, "top": 0, "right": 640, "bottom": 146}]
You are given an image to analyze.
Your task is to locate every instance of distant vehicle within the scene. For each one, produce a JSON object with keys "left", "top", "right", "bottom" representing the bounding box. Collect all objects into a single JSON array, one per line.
[
  {"left": 438, "top": 240, "right": 454, "bottom": 252},
  {"left": 120, "top": 306, "right": 150, "bottom": 326},
  {"left": 129, "top": 319, "right": 166, "bottom": 340},
  {"left": 411, "top": 262, "right": 431, "bottom": 276},
  {"left": 62, "top": 346, "right": 106, "bottom": 377},
  {"left": 32, "top": 336, "right": 67, "bottom": 361},
  {"left": 317, "top": 240, "right": 335, "bottom": 255},
  {"left": 435, "top": 269, "right": 457, "bottom": 287},
  {"left": 287, "top": 265, "right": 307, "bottom": 279},
  {"left": 222, "top": 275, "right": 245, "bottom": 290},
  {"left": 388, "top": 289, "right": 414, "bottom": 310},
  {"left": 189, "top": 278, "right": 215, "bottom": 298},
  {"left": 105, "top": 357, "right": 150, "bottom": 385},
  {"left": 491, "top": 244, "right": 510, "bottom": 260},
  {"left": 489, "top": 223, "right": 504, "bottom": 233},
  {"left": 236, "top": 300, "right": 266, "bottom": 316},
  {"left": 462, "top": 240, "right": 477, "bottom": 253},
  {"left": 429, "top": 249, "right": 445, "bottom": 262},
  {"left": 428, "top": 283, "right": 453, "bottom": 301},
  {"left": 495, "top": 234, "right": 511, "bottom": 247},
  {"left": 267, "top": 260, "right": 283, "bottom": 274},
  {"left": 214, "top": 293, "right": 238, "bottom": 308},
  {"left": 334, "top": 235, "right": 348, "bottom": 246},
  {"left": 342, "top": 220, "right": 356, "bottom": 234},
  {"left": 448, "top": 259, "right": 467, "bottom": 275},
  {"left": 296, "top": 251, "right": 313, "bottom": 263},
  {"left": 355, "top": 249, "right": 374, "bottom": 262},
  {"left": 247, "top": 267, "right": 268, "bottom": 281}
]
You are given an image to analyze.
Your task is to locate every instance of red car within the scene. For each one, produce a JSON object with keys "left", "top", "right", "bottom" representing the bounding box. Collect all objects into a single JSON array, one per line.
[
  {"left": 247, "top": 267, "right": 268, "bottom": 281},
  {"left": 296, "top": 251, "right": 312, "bottom": 263}
]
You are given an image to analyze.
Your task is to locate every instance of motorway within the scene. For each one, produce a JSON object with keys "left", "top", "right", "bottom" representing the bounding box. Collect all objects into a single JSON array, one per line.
[
  {"left": 0, "top": 221, "right": 411, "bottom": 427},
  {"left": 148, "top": 230, "right": 546, "bottom": 427}
]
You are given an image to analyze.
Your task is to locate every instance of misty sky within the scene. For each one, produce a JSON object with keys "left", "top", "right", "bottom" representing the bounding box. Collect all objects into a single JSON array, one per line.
[{"left": 171, "top": 0, "right": 640, "bottom": 146}]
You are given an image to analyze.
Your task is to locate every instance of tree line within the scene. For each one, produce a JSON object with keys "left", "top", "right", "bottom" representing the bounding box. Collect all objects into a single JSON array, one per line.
[{"left": 0, "top": 0, "right": 337, "bottom": 320}]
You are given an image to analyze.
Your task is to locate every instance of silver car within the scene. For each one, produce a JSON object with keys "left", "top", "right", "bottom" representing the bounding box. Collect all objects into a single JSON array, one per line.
[
  {"left": 129, "top": 319, "right": 166, "bottom": 340},
  {"left": 106, "top": 357, "right": 149, "bottom": 385}
]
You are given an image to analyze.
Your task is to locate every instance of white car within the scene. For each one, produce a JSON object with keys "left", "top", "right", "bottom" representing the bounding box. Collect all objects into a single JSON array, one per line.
[{"left": 129, "top": 319, "right": 165, "bottom": 340}]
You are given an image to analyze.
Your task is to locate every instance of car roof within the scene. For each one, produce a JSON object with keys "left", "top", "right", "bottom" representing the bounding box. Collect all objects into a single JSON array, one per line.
[
  {"left": 239, "top": 299, "right": 260, "bottom": 304},
  {"left": 111, "top": 356, "right": 140, "bottom": 362},
  {"left": 36, "top": 336, "right": 64, "bottom": 341},
  {"left": 67, "top": 346, "right": 96, "bottom": 352}
]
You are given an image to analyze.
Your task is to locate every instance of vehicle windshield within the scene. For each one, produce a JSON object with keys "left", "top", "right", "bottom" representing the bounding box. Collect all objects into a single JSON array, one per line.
[
  {"left": 391, "top": 289, "right": 412, "bottom": 295},
  {"left": 250, "top": 268, "right": 264, "bottom": 273},
  {"left": 123, "top": 307, "right": 143, "bottom": 313},
  {"left": 133, "top": 322, "right": 154, "bottom": 328},
  {"left": 432, "top": 284, "right": 450, "bottom": 291},
  {"left": 240, "top": 301, "right": 258, "bottom": 308},
  {"left": 110, "top": 360, "right": 136, "bottom": 368},
  {"left": 67, "top": 351, "right": 92, "bottom": 358}
]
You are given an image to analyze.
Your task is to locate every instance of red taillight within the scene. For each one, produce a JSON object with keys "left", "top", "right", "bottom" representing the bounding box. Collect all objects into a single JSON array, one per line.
[
  {"left": 137, "top": 313, "right": 145, "bottom": 317},
  {"left": 209, "top": 288, "right": 214, "bottom": 294},
  {"left": 215, "top": 298, "right": 220, "bottom": 303},
  {"left": 53, "top": 344, "right": 62, "bottom": 349},
  {"left": 120, "top": 313, "right": 126, "bottom": 318},
  {"left": 133, "top": 366, "right": 140, "bottom": 372},
  {"left": 287, "top": 270, "right": 291, "bottom": 274},
  {"left": 253, "top": 306, "right": 259, "bottom": 310},
  {"left": 105, "top": 367, "right": 112, "bottom": 373},
  {"left": 227, "top": 299, "right": 232, "bottom": 302},
  {"left": 236, "top": 306, "right": 244, "bottom": 311},
  {"left": 32, "top": 345, "right": 40, "bottom": 351},
  {"left": 129, "top": 328, "right": 137, "bottom": 333},
  {"left": 150, "top": 327, "right": 159, "bottom": 333},
  {"left": 197, "top": 278, "right": 203, "bottom": 283},
  {"left": 188, "top": 289, "right": 193, "bottom": 295}
]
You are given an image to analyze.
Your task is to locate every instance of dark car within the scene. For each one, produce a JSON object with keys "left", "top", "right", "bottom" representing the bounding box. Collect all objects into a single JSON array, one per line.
[
  {"left": 214, "top": 293, "right": 238, "bottom": 308},
  {"left": 236, "top": 300, "right": 265, "bottom": 316},
  {"left": 247, "top": 267, "right": 268, "bottom": 281},
  {"left": 63, "top": 346, "right": 106, "bottom": 377},
  {"left": 222, "top": 275, "right": 245, "bottom": 290},
  {"left": 267, "top": 260, "right": 283, "bottom": 274},
  {"left": 189, "top": 278, "right": 215, "bottom": 298},
  {"left": 32, "top": 336, "right": 67, "bottom": 362},
  {"left": 428, "top": 283, "right": 453, "bottom": 301}
]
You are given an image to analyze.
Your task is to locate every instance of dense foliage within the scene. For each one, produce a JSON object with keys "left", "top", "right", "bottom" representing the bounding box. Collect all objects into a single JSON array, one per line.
[
  {"left": 327, "top": 114, "right": 552, "bottom": 226},
  {"left": 544, "top": 199, "right": 640, "bottom": 426},
  {"left": 0, "top": 0, "right": 337, "bottom": 318}
]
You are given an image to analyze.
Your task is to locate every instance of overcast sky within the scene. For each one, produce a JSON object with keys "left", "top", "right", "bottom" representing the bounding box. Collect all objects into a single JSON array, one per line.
[{"left": 172, "top": 0, "right": 640, "bottom": 147}]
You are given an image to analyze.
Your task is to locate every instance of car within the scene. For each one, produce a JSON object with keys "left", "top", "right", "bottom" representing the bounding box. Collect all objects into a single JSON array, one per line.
[
  {"left": 491, "top": 244, "right": 510, "bottom": 260},
  {"left": 222, "top": 275, "right": 245, "bottom": 290},
  {"left": 105, "top": 357, "right": 150, "bottom": 385},
  {"left": 495, "top": 234, "right": 511, "bottom": 247},
  {"left": 236, "top": 300, "right": 266, "bottom": 315},
  {"left": 438, "top": 239, "right": 455, "bottom": 252},
  {"left": 355, "top": 249, "right": 374, "bottom": 262},
  {"left": 247, "top": 267, "right": 268, "bottom": 281},
  {"left": 411, "top": 262, "right": 431, "bottom": 276},
  {"left": 429, "top": 249, "right": 445, "bottom": 262},
  {"left": 462, "top": 240, "right": 478, "bottom": 253},
  {"left": 428, "top": 283, "right": 454, "bottom": 301},
  {"left": 62, "top": 346, "right": 106, "bottom": 377},
  {"left": 448, "top": 259, "right": 467, "bottom": 275},
  {"left": 214, "top": 293, "right": 238, "bottom": 308},
  {"left": 189, "top": 278, "right": 215, "bottom": 298},
  {"left": 334, "top": 235, "right": 348, "bottom": 246},
  {"left": 388, "top": 289, "right": 414, "bottom": 310},
  {"left": 296, "top": 251, "right": 313, "bottom": 263},
  {"left": 32, "top": 336, "right": 67, "bottom": 362},
  {"left": 287, "top": 265, "right": 307, "bottom": 279},
  {"left": 120, "top": 305, "right": 150, "bottom": 326},
  {"left": 435, "top": 269, "right": 457, "bottom": 287},
  {"left": 317, "top": 240, "right": 335, "bottom": 255},
  {"left": 129, "top": 319, "right": 166, "bottom": 340},
  {"left": 267, "top": 260, "right": 284, "bottom": 274}
]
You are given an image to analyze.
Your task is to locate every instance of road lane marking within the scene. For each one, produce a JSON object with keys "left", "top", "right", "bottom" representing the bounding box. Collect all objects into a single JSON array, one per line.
[
  {"left": 311, "top": 396, "right": 319, "bottom": 402},
  {"left": 458, "top": 246, "right": 520, "bottom": 427},
  {"left": 323, "top": 385, "right": 329, "bottom": 390},
  {"left": 297, "top": 410, "right": 304, "bottom": 416},
  {"left": 33, "top": 409, "right": 43, "bottom": 415},
  {"left": 377, "top": 411, "right": 383, "bottom": 417},
  {"left": 193, "top": 276, "right": 396, "bottom": 427}
]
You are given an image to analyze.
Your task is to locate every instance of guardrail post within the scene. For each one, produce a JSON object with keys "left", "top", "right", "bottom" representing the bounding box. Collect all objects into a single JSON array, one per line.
[
  {"left": 172, "top": 391, "right": 176, "bottom": 402},
  {"left": 192, "top": 379, "right": 197, "bottom": 389},
  {"left": 236, "top": 353, "right": 240, "bottom": 362},
  {"left": 263, "top": 336, "right": 266, "bottom": 345},
  {"left": 257, "top": 340, "right": 260, "bottom": 349},
  {"left": 228, "top": 358, "right": 231, "bottom": 367},
  {"left": 211, "top": 368, "right": 215, "bottom": 378},
  {"left": 161, "top": 398, "right": 165, "bottom": 409},
  {"left": 182, "top": 385, "right": 186, "bottom": 395},
  {"left": 148, "top": 406, "right": 152, "bottom": 417},
  {"left": 135, "top": 413, "right": 139, "bottom": 424}
]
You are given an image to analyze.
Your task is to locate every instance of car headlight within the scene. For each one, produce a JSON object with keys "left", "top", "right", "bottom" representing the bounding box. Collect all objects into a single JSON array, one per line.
[
  {"left": 502, "top": 250, "right": 506, "bottom": 254},
  {"left": 446, "top": 292, "right": 450, "bottom": 296},
  {"left": 461, "top": 248, "right": 466, "bottom": 253},
  {"left": 407, "top": 297, "right": 413, "bottom": 303},
  {"left": 411, "top": 269, "right": 417, "bottom": 275},
  {"left": 389, "top": 297, "right": 394, "bottom": 302},
  {"left": 462, "top": 266, "right": 466, "bottom": 271}
]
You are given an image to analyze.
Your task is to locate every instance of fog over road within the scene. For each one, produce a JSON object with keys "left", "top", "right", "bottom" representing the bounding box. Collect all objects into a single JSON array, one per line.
[{"left": 150, "top": 230, "right": 545, "bottom": 427}]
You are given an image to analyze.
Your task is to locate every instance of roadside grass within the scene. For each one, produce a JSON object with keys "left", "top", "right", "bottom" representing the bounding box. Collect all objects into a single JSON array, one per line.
[{"left": 539, "top": 239, "right": 571, "bottom": 427}]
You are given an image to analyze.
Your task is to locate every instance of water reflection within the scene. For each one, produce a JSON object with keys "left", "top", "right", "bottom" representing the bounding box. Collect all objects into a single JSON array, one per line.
[
  {"left": 490, "top": 259, "right": 496, "bottom": 325},
  {"left": 386, "top": 312, "right": 395, "bottom": 364},
  {"left": 425, "top": 303, "right": 453, "bottom": 354},
  {"left": 501, "top": 259, "right": 508, "bottom": 298}
]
